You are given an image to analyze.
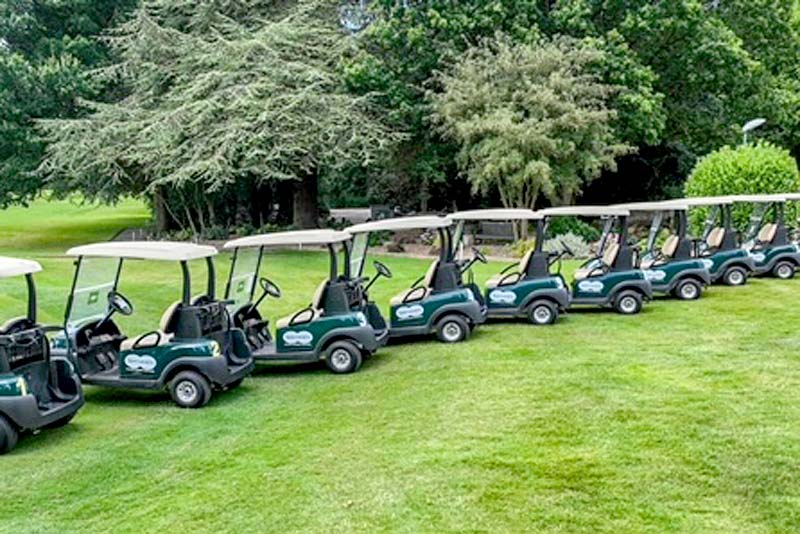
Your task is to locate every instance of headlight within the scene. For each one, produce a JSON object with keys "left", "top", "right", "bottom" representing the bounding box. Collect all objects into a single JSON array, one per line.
[
  {"left": 16, "top": 377, "right": 29, "bottom": 396},
  {"left": 465, "top": 290, "right": 475, "bottom": 301},
  {"left": 355, "top": 312, "right": 368, "bottom": 327},
  {"left": 211, "top": 341, "right": 223, "bottom": 358}
]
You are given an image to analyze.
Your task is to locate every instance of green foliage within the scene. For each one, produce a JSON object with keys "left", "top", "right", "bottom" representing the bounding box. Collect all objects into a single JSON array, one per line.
[
  {"left": 686, "top": 141, "right": 800, "bottom": 229},
  {"left": 547, "top": 216, "right": 602, "bottom": 243},
  {"left": 39, "top": 0, "right": 400, "bottom": 234},
  {"left": 431, "top": 35, "right": 632, "bottom": 208}
]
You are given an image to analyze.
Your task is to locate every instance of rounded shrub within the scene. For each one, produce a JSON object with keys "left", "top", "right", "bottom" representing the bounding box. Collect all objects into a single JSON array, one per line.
[{"left": 685, "top": 141, "right": 800, "bottom": 231}]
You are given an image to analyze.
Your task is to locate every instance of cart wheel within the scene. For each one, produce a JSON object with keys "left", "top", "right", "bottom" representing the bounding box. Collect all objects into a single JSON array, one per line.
[
  {"left": 169, "top": 371, "right": 211, "bottom": 408},
  {"left": 0, "top": 414, "right": 19, "bottom": 455},
  {"left": 325, "top": 341, "right": 362, "bottom": 374},
  {"left": 527, "top": 300, "right": 557, "bottom": 325},
  {"left": 44, "top": 413, "right": 76, "bottom": 430},
  {"left": 773, "top": 261, "right": 795, "bottom": 280},
  {"left": 613, "top": 291, "right": 643, "bottom": 315},
  {"left": 674, "top": 279, "right": 702, "bottom": 301},
  {"left": 436, "top": 315, "right": 470, "bottom": 343},
  {"left": 723, "top": 266, "right": 747, "bottom": 286}
]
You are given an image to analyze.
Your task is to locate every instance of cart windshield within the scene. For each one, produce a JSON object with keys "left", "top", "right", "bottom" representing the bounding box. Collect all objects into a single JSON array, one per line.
[
  {"left": 645, "top": 212, "right": 666, "bottom": 255},
  {"left": 744, "top": 203, "right": 770, "bottom": 242},
  {"left": 349, "top": 233, "right": 368, "bottom": 278},
  {"left": 228, "top": 247, "right": 261, "bottom": 310},
  {"left": 597, "top": 218, "right": 617, "bottom": 254},
  {"left": 67, "top": 257, "right": 119, "bottom": 328}
]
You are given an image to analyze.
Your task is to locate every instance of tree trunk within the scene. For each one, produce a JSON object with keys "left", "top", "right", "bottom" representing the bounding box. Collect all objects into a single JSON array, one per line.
[
  {"left": 153, "top": 187, "right": 168, "bottom": 232},
  {"left": 293, "top": 169, "right": 319, "bottom": 228}
]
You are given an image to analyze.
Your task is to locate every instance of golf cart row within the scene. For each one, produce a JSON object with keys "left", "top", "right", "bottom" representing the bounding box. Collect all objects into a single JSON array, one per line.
[{"left": 3, "top": 192, "right": 799, "bottom": 453}]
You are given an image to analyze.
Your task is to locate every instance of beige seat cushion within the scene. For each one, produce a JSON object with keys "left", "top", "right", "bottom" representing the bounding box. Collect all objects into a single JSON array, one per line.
[
  {"left": 706, "top": 227, "right": 725, "bottom": 249},
  {"left": 120, "top": 331, "right": 174, "bottom": 351},
  {"left": 391, "top": 260, "right": 438, "bottom": 306},
  {"left": 575, "top": 244, "right": 619, "bottom": 281},
  {"left": 276, "top": 280, "right": 328, "bottom": 329},
  {"left": 758, "top": 223, "right": 777, "bottom": 244},
  {"left": 602, "top": 243, "right": 620, "bottom": 267},
  {"left": 160, "top": 301, "right": 181, "bottom": 333},
  {"left": 661, "top": 235, "right": 679, "bottom": 258}
]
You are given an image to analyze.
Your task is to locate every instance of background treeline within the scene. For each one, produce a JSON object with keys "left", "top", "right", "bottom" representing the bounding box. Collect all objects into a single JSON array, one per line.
[{"left": 3, "top": 0, "right": 800, "bottom": 235}]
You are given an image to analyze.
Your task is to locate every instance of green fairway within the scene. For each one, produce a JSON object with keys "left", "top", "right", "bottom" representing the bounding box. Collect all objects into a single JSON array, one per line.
[{"left": 1, "top": 198, "right": 800, "bottom": 533}]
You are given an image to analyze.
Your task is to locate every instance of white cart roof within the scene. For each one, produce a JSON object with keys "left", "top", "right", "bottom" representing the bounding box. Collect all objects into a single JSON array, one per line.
[
  {"left": 727, "top": 194, "right": 788, "bottom": 203},
  {"left": 614, "top": 201, "right": 689, "bottom": 212},
  {"left": 783, "top": 193, "right": 800, "bottom": 201},
  {"left": 538, "top": 206, "right": 629, "bottom": 217},
  {"left": 447, "top": 208, "right": 541, "bottom": 221},
  {"left": 0, "top": 257, "right": 42, "bottom": 279},
  {"left": 662, "top": 196, "right": 733, "bottom": 207},
  {"left": 67, "top": 241, "right": 218, "bottom": 261},
  {"left": 347, "top": 216, "right": 451, "bottom": 233},
  {"left": 225, "top": 229, "right": 351, "bottom": 249}
]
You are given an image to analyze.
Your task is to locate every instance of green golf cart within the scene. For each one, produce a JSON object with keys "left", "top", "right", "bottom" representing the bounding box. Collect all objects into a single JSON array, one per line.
[
  {"left": 663, "top": 196, "right": 756, "bottom": 286},
  {"left": 614, "top": 201, "right": 712, "bottom": 300},
  {"left": 729, "top": 194, "right": 800, "bottom": 279},
  {"left": 347, "top": 216, "right": 487, "bottom": 343},
  {"left": 537, "top": 206, "right": 653, "bottom": 314},
  {"left": 0, "top": 257, "right": 84, "bottom": 454},
  {"left": 51, "top": 242, "right": 254, "bottom": 408},
  {"left": 447, "top": 209, "right": 570, "bottom": 325},
  {"left": 223, "top": 229, "right": 386, "bottom": 374}
]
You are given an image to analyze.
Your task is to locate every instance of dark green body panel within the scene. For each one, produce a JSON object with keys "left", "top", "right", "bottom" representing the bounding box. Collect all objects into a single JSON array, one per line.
[
  {"left": 484, "top": 276, "right": 570, "bottom": 314},
  {"left": 119, "top": 339, "right": 218, "bottom": 379},
  {"left": 0, "top": 374, "right": 24, "bottom": 396},
  {"left": 571, "top": 270, "right": 650, "bottom": 303},
  {"left": 701, "top": 249, "right": 753, "bottom": 281},
  {"left": 389, "top": 288, "right": 475, "bottom": 329},
  {"left": 643, "top": 259, "right": 710, "bottom": 293},
  {"left": 749, "top": 245, "right": 800, "bottom": 275},
  {"left": 276, "top": 312, "right": 367, "bottom": 353}
]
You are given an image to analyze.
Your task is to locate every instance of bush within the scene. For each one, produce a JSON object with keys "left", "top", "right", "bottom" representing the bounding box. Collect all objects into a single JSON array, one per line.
[
  {"left": 547, "top": 216, "right": 601, "bottom": 242},
  {"left": 685, "top": 141, "right": 800, "bottom": 231}
]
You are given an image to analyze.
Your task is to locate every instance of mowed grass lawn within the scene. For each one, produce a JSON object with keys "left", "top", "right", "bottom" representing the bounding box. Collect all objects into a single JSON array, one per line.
[{"left": 2, "top": 197, "right": 800, "bottom": 533}]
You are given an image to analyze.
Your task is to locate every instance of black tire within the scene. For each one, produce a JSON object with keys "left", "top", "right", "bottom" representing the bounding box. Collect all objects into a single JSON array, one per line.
[
  {"left": 613, "top": 290, "right": 643, "bottom": 315},
  {"left": 773, "top": 261, "right": 795, "bottom": 280},
  {"left": 673, "top": 278, "right": 703, "bottom": 301},
  {"left": 527, "top": 300, "right": 558, "bottom": 325},
  {"left": 723, "top": 266, "right": 748, "bottom": 286},
  {"left": 43, "top": 412, "right": 76, "bottom": 430},
  {"left": 0, "top": 414, "right": 19, "bottom": 455},
  {"left": 169, "top": 371, "right": 212, "bottom": 408},
  {"left": 435, "top": 315, "right": 470, "bottom": 343},
  {"left": 324, "top": 340, "right": 363, "bottom": 374}
]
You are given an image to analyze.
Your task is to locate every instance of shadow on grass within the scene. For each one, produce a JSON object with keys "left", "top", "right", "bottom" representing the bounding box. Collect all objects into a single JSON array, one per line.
[{"left": 12, "top": 423, "right": 82, "bottom": 456}]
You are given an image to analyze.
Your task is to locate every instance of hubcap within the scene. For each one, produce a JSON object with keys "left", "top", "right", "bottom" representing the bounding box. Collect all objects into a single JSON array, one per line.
[
  {"left": 442, "top": 322, "right": 462, "bottom": 341},
  {"left": 778, "top": 264, "right": 793, "bottom": 278},
  {"left": 176, "top": 381, "right": 198, "bottom": 404},
  {"left": 681, "top": 283, "right": 698, "bottom": 299},
  {"left": 331, "top": 348, "right": 352, "bottom": 370},
  {"left": 533, "top": 306, "right": 552, "bottom": 323},
  {"left": 620, "top": 296, "right": 637, "bottom": 313},
  {"left": 729, "top": 270, "right": 744, "bottom": 285}
]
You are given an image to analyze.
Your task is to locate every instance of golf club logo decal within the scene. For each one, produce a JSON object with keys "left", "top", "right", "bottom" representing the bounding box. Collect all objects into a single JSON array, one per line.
[
  {"left": 701, "top": 259, "right": 714, "bottom": 270},
  {"left": 577, "top": 280, "right": 604, "bottom": 293},
  {"left": 283, "top": 331, "right": 314, "bottom": 346},
  {"left": 643, "top": 269, "right": 667, "bottom": 282},
  {"left": 124, "top": 354, "right": 157, "bottom": 374},
  {"left": 396, "top": 304, "right": 424, "bottom": 321},
  {"left": 489, "top": 289, "right": 517, "bottom": 304},
  {"left": 751, "top": 253, "right": 766, "bottom": 263}
]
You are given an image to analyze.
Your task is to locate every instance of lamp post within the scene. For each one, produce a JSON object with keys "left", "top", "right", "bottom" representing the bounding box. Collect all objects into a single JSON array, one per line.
[{"left": 742, "top": 118, "right": 767, "bottom": 144}]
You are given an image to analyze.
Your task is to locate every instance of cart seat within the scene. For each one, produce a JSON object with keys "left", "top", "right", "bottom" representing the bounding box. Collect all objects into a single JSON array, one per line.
[
  {"left": 575, "top": 243, "right": 619, "bottom": 280},
  {"left": 0, "top": 316, "right": 26, "bottom": 334},
  {"left": 706, "top": 227, "right": 725, "bottom": 249},
  {"left": 120, "top": 301, "right": 180, "bottom": 351},
  {"left": 757, "top": 223, "right": 777, "bottom": 244},
  {"left": 391, "top": 260, "right": 438, "bottom": 305},
  {"left": 641, "top": 235, "right": 679, "bottom": 269},
  {"left": 485, "top": 249, "right": 534, "bottom": 289},
  {"left": 276, "top": 280, "right": 327, "bottom": 329}
]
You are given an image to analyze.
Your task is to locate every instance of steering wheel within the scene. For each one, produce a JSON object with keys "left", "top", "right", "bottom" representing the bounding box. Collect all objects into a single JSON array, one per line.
[
  {"left": 560, "top": 240, "right": 575, "bottom": 258},
  {"left": 472, "top": 247, "right": 488, "bottom": 264},
  {"left": 259, "top": 277, "right": 282, "bottom": 299},
  {"left": 374, "top": 260, "right": 393, "bottom": 279},
  {"left": 108, "top": 291, "right": 134, "bottom": 316}
]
